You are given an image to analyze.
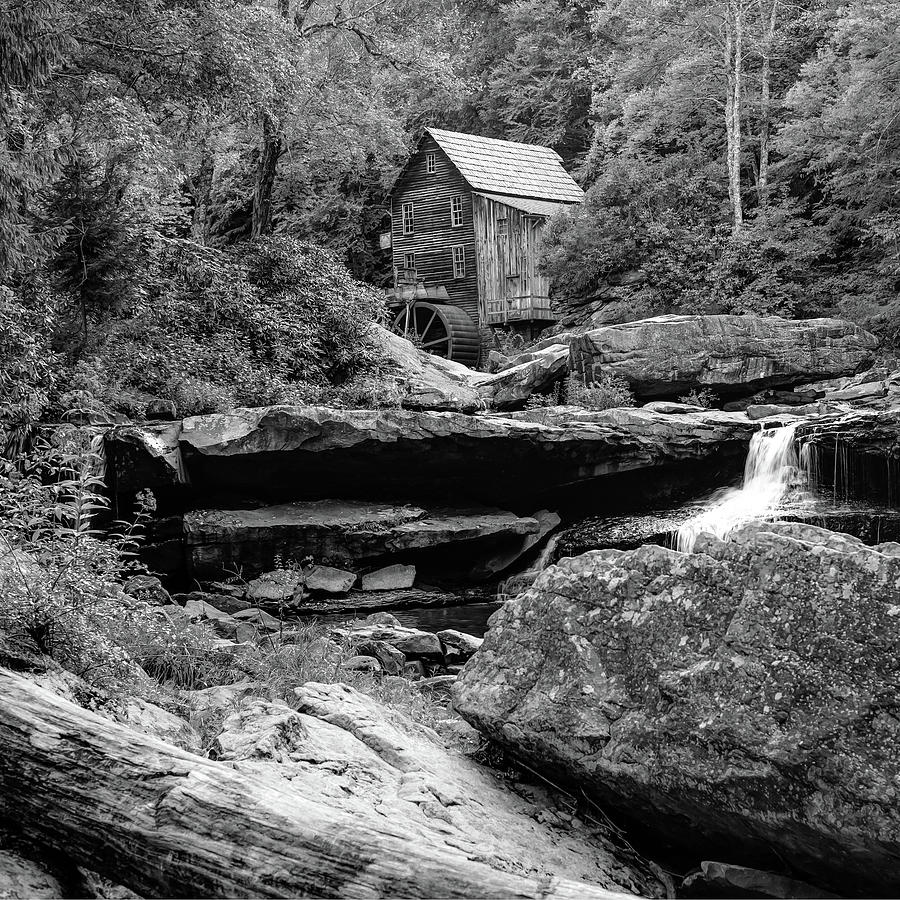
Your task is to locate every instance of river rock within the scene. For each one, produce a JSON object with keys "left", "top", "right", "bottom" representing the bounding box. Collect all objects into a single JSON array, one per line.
[
  {"left": 364, "top": 612, "right": 402, "bottom": 627},
  {"left": 181, "top": 598, "right": 256, "bottom": 642},
  {"left": 361, "top": 563, "right": 416, "bottom": 591},
  {"left": 304, "top": 564, "right": 356, "bottom": 594},
  {"left": 569, "top": 314, "right": 877, "bottom": 399},
  {"left": 681, "top": 861, "right": 839, "bottom": 899},
  {"left": 453, "top": 521, "right": 900, "bottom": 895},
  {"left": 371, "top": 324, "right": 485, "bottom": 412},
  {"left": 796, "top": 409, "right": 900, "bottom": 503},
  {"left": 172, "top": 590, "right": 250, "bottom": 614},
  {"left": 232, "top": 607, "right": 281, "bottom": 631},
  {"left": 335, "top": 623, "right": 443, "bottom": 660},
  {"left": 476, "top": 345, "right": 570, "bottom": 410},
  {"left": 123, "top": 574, "right": 171, "bottom": 606},
  {"left": 0, "top": 847, "right": 65, "bottom": 898},
  {"left": 247, "top": 569, "right": 304, "bottom": 603},
  {"left": 341, "top": 655, "right": 383, "bottom": 674},
  {"left": 437, "top": 629, "right": 483, "bottom": 663},
  {"left": 184, "top": 500, "right": 538, "bottom": 581},
  {"left": 210, "top": 685, "right": 662, "bottom": 896},
  {"left": 351, "top": 640, "right": 406, "bottom": 675}
]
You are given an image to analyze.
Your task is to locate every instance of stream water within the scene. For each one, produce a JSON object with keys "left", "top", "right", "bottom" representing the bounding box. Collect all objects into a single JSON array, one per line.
[
  {"left": 676, "top": 422, "right": 807, "bottom": 552},
  {"left": 312, "top": 422, "right": 890, "bottom": 639}
]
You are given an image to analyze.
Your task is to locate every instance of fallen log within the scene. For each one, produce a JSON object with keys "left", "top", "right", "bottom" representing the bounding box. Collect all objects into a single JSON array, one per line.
[{"left": 0, "top": 669, "right": 632, "bottom": 900}]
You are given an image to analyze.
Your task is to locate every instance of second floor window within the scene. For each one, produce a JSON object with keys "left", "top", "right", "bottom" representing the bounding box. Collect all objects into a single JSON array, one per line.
[
  {"left": 451, "top": 195, "right": 463, "bottom": 227},
  {"left": 452, "top": 245, "right": 466, "bottom": 279},
  {"left": 426, "top": 153, "right": 436, "bottom": 173},
  {"left": 402, "top": 202, "right": 415, "bottom": 234}
]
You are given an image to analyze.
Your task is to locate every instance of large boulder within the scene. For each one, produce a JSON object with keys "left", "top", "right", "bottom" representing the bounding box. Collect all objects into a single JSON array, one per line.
[
  {"left": 174, "top": 405, "right": 756, "bottom": 507},
  {"left": 476, "top": 345, "right": 570, "bottom": 410},
  {"left": 212, "top": 683, "right": 663, "bottom": 897},
  {"left": 570, "top": 314, "right": 878, "bottom": 399},
  {"left": 453, "top": 522, "right": 900, "bottom": 895},
  {"left": 371, "top": 324, "right": 486, "bottom": 412}
]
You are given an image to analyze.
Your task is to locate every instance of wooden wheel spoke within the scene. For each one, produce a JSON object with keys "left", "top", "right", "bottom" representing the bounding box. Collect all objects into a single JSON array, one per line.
[{"left": 392, "top": 302, "right": 478, "bottom": 365}]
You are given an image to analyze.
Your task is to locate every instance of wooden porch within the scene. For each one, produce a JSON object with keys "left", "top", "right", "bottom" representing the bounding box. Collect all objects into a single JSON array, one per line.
[{"left": 485, "top": 295, "right": 557, "bottom": 325}]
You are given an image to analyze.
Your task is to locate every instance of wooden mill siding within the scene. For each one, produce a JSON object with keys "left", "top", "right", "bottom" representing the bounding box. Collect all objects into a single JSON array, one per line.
[
  {"left": 473, "top": 194, "right": 553, "bottom": 325},
  {"left": 390, "top": 135, "right": 479, "bottom": 322}
]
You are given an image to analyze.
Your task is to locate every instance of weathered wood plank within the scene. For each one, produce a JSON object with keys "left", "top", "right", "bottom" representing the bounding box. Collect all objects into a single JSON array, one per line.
[
  {"left": 391, "top": 134, "right": 479, "bottom": 320},
  {"left": 0, "top": 669, "right": 633, "bottom": 900}
]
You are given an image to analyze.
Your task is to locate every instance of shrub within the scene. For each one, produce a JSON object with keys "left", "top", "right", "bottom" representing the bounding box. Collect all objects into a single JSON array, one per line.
[
  {"left": 0, "top": 433, "right": 212, "bottom": 691},
  {"left": 678, "top": 388, "right": 718, "bottom": 408},
  {"left": 0, "top": 286, "right": 60, "bottom": 457},
  {"left": 492, "top": 328, "right": 528, "bottom": 358},
  {"left": 67, "top": 236, "right": 389, "bottom": 417},
  {"left": 567, "top": 372, "right": 635, "bottom": 410}
]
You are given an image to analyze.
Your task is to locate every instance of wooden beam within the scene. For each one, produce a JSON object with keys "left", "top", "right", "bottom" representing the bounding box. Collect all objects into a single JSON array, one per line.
[{"left": 0, "top": 669, "right": 632, "bottom": 900}]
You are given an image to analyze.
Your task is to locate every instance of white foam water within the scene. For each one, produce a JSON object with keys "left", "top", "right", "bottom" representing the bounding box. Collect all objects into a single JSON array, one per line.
[{"left": 676, "top": 422, "right": 805, "bottom": 552}]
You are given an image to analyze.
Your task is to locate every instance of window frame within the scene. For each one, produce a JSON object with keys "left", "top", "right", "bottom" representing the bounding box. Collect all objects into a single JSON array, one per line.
[
  {"left": 403, "top": 251, "right": 416, "bottom": 271},
  {"left": 451, "top": 244, "right": 466, "bottom": 279},
  {"left": 401, "top": 202, "right": 415, "bottom": 235},
  {"left": 450, "top": 195, "right": 464, "bottom": 228},
  {"left": 426, "top": 152, "right": 436, "bottom": 174}
]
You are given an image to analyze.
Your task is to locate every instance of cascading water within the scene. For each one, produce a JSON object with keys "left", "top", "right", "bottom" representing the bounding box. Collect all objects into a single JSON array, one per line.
[{"left": 676, "top": 422, "right": 807, "bottom": 552}]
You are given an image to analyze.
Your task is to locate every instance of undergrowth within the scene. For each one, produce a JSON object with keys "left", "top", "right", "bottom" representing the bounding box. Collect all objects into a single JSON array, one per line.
[{"left": 567, "top": 372, "right": 636, "bottom": 410}]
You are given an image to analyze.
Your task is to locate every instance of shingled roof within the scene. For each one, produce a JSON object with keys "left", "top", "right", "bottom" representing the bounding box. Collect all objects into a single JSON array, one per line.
[{"left": 425, "top": 127, "right": 584, "bottom": 204}]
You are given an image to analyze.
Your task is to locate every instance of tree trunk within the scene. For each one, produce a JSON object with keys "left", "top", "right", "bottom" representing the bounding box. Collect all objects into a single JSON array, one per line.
[
  {"left": 191, "top": 139, "right": 214, "bottom": 244},
  {"left": 757, "top": 0, "right": 778, "bottom": 209},
  {"left": 724, "top": 0, "right": 744, "bottom": 234},
  {"left": 251, "top": 112, "right": 282, "bottom": 238},
  {"left": 251, "top": 0, "right": 289, "bottom": 239},
  {"left": 0, "top": 669, "right": 627, "bottom": 900}
]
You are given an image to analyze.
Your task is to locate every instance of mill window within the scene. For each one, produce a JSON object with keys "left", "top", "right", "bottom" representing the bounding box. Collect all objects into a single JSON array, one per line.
[
  {"left": 402, "top": 202, "right": 415, "bottom": 235},
  {"left": 450, "top": 195, "right": 464, "bottom": 227},
  {"left": 426, "top": 153, "right": 436, "bottom": 174},
  {"left": 452, "top": 245, "right": 466, "bottom": 279},
  {"left": 404, "top": 252, "right": 416, "bottom": 271}
]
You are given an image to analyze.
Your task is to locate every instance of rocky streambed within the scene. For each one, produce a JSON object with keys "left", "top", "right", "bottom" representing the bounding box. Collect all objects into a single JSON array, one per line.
[{"left": 10, "top": 312, "right": 900, "bottom": 898}]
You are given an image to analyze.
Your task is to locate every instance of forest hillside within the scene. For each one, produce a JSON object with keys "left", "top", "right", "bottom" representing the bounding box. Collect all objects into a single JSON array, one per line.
[{"left": 2, "top": 0, "right": 899, "bottom": 426}]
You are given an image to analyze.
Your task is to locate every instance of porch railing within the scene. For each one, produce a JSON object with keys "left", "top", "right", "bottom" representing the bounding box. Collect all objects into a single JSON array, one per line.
[{"left": 485, "top": 295, "right": 556, "bottom": 325}]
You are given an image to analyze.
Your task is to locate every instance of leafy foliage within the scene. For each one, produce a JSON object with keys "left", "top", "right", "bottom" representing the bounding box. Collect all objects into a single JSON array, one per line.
[
  {"left": 0, "top": 432, "right": 212, "bottom": 690},
  {"left": 567, "top": 372, "right": 635, "bottom": 410},
  {"left": 0, "top": 286, "right": 60, "bottom": 456},
  {"left": 77, "top": 236, "right": 387, "bottom": 416},
  {"left": 541, "top": 0, "right": 900, "bottom": 343}
]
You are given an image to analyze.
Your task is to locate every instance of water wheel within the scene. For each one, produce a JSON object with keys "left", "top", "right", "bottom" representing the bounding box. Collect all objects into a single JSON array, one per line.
[{"left": 392, "top": 302, "right": 480, "bottom": 367}]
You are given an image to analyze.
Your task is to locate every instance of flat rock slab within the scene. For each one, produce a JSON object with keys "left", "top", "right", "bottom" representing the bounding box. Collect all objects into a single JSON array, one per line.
[
  {"left": 290, "top": 587, "right": 480, "bottom": 615},
  {"left": 570, "top": 314, "right": 877, "bottom": 399},
  {"left": 184, "top": 499, "right": 539, "bottom": 581},
  {"left": 171, "top": 404, "right": 758, "bottom": 506}
]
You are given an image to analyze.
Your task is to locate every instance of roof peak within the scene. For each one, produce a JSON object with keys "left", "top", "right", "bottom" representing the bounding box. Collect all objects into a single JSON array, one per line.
[
  {"left": 421, "top": 127, "right": 583, "bottom": 204},
  {"left": 425, "top": 126, "right": 561, "bottom": 158}
]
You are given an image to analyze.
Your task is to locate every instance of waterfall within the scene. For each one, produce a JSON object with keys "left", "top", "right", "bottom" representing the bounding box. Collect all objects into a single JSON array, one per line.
[{"left": 676, "top": 422, "right": 805, "bottom": 552}]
